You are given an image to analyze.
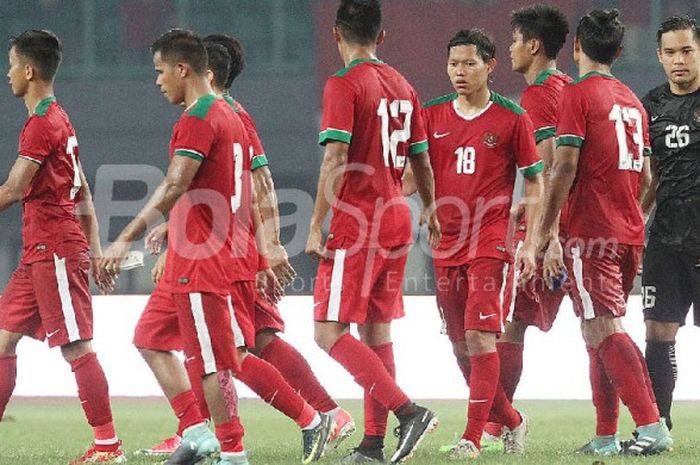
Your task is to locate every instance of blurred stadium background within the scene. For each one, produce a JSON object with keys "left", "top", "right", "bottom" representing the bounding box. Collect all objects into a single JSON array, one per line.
[{"left": 0, "top": 0, "right": 697, "bottom": 295}]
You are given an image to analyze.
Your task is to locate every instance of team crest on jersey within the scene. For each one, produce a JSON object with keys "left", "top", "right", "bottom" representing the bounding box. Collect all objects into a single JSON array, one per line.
[{"left": 482, "top": 132, "right": 499, "bottom": 148}]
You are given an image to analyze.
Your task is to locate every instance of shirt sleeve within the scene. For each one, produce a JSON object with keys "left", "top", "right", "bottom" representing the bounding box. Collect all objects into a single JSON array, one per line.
[
  {"left": 408, "top": 92, "right": 428, "bottom": 156},
  {"left": 18, "top": 117, "right": 53, "bottom": 165},
  {"left": 172, "top": 116, "right": 216, "bottom": 161},
  {"left": 555, "top": 85, "right": 587, "bottom": 149},
  {"left": 514, "top": 113, "right": 544, "bottom": 177},
  {"left": 318, "top": 76, "right": 355, "bottom": 145},
  {"left": 239, "top": 112, "right": 268, "bottom": 170},
  {"left": 521, "top": 86, "right": 556, "bottom": 144}
]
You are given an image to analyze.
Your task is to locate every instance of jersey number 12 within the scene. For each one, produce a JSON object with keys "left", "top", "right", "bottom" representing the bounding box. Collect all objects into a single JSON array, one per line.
[
  {"left": 609, "top": 104, "right": 644, "bottom": 172},
  {"left": 377, "top": 98, "right": 413, "bottom": 169}
]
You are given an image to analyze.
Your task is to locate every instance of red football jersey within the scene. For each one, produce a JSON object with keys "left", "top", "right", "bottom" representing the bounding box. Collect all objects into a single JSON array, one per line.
[
  {"left": 18, "top": 96, "right": 89, "bottom": 263},
  {"left": 423, "top": 92, "right": 543, "bottom": 267},
  {"left": 161, "top": 95, "right": 247, "bottom": 294},
  {"left": 318, "top": 58, "right": 428, "bottom": 250},
  {"left": 556, "top": 72, "right": 650, "bottom": 246}
]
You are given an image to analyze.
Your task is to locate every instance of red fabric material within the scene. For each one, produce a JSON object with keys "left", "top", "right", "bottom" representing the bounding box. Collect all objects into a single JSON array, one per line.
[
  {"left": 0, "top": 354, "right": 17, "bottom": 421},
  {"left": 497, "top": 342, "right": 524, "bottom": 402},
  {"left": 215, "top": 418, "right": 245, "bottom": 453},
  {"left": 364, "top": 343, "right": 396, "bottom": 437},
  {"left": 185, "top": 358, "right": 211, "bottom": 422},
  {"left": 463, "top": 352, "right": 500, "bottom": 449},
  {"left": 70, "top": 352, "right": 114, "bottom": 428},
  {"left": 170, "top": 390, "right": 205, "bottom": 436},
  {"left": 587, "top": 346, "right": 619, "bottom": 436},
  {"left": 93, "top": 423, "right": 118, "bottom": 443}
]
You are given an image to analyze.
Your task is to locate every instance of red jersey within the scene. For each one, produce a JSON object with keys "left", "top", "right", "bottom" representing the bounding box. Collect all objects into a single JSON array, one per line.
[
  {"left": 556, "top": 72, "right": 650, "bottom": 246},
  {"left": 162, "top": 95, "right": 247, "bottom": 294},
  {"left": 18, "top": 96, "right": 88, "bottom": 263},
  {"left": 318, "top": 58, "right": 428, "bottom": 250},
  {"left": 423, "top": 92, "right": 543, "bottom": 267}
]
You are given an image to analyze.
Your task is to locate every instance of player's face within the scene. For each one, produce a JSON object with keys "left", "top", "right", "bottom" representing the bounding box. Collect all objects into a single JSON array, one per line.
[
  {"left": 153, "top": 51, "right": 185, "bottom": 105},
  {"left": 7, "top": 47, "right": 28, "bottom": 97},
  {"left": 510, "top": 29, "right": 531, "bottom": 73},
  {"left": 447, "top": 45, "right": 493, "bottom": 97},
  {"left": 658, "top": 29, "right": 700, "bottom": 88}
]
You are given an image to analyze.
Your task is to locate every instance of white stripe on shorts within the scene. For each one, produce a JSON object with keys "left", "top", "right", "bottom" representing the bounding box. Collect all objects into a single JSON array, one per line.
[
  {"left": 506, "top": 242, "right": 523, "bottom": 323},
  {"left": 327, "top": 249, "right": 347, "bottom": 322},
  {"left": 227, "top": 296, "right": 245, "bottom": 348},
  {"left": 53, "top": 254, "right": 80, "bottom": 342},
  {"left": 499, "top": 262, "right": 510, "bottom": 332},
  {"left": 571, "top": 246, "right": 596, "bottom": 320},
  {"left": 190, "top": 293, "right": 217, "bottom": 374}
]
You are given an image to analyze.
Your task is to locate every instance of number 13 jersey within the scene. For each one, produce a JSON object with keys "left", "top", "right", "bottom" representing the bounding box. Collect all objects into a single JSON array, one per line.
[
  {"left": 318, "top": 58, "right": 428, "bottom": 250},
  {"left": 422, "top": 92, "right": 542, "bottom": 267}
]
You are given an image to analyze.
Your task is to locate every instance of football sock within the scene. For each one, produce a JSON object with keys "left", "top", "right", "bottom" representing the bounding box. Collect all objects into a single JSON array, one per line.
[
  {"left": 259, "top": 336, "right": 337, "bottom": 412},
  {"left": 628, "top": 335, "right": 658, "bottom": 406},
  {"left": 646, "top": 340, "right": 677, "bottom": 430},
  {"left": 170, "top": 390, "right": 206, "bottom": 436},
  {"left": 463, "top": 352, "right": 500, "bottom": 449},
  {"left": 359, "top": 435, "right": 384, "bottom": 450},
  {"left": 0, "top": 354, "right": 17, "bottom": 421},
  {"left": 237, "top": 354, "right": 316, "bottom": 429},
  {"left": 598, "top": 333, "right": 659, "bottom": 427},
  {"left": 497, "top": 342, "right": 524, "bottom": 402},
  {"left": 329, "top": 334, "right": 410, "bottom": 412},
  {"left": 215, "top": 418, "right": 245, "bottom": 453},
  {"left": 364, "top": 343, "right": 395, "bottom": 437},
  {"left": 490, "top": 385, "right": 522, "bottom": 430},
  {"left": 70, "top": 353, "right": 116, "bottom": 441},
  {"left": 587, "top": 346, "right": 619, "bottom": 436}
]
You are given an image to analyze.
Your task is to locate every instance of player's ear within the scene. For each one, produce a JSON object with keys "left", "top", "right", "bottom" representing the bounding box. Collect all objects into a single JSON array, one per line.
[
  {"left": 176, "top": 63, "right": 188, "bottom": 78},
  {"left": 487, "top": 57, "right": 497, "bottom": 74},
  {"left": 613, "top": 46, "right": 623, "bottom": 62},
  {"left": 376, "top": 30, "right": 386, "bottom": 46},
  {"left": 529, "top": 38, "right": 541, "bottom": 56},
  {"left": 206, "top": 69, "right": 214, "bottom": 86},
  {"left": 24, "top": 62, "right": 34, "bottom": 81},
  {"left": 656, "top": 47, "right": 663, "bottom": 63},
  {"left": 333, "top": 25, "right": 342, "bottom": 44}
]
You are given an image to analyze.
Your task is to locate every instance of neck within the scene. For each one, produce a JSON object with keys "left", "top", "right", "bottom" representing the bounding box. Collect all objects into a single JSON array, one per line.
[
  {"left": 23, "top": 82, "right": 54, "bottom": 115},
  {"left": 341, "top": 44, "right": 377, "bottom": 67},
  {"left": 456, "top": 86, "right": 491, "bottom": 115},
  {"left": 670, "top": 77, "right": 700, "bottom": 95},
  {"left": 523, "top": 58, "right": 557, "bottom": 86},
  {"left": 578, "top": 57, "right": 612, "bottom": 78},
  {"left": 183, "top": 77, "right": 214, "bottom": 108}
]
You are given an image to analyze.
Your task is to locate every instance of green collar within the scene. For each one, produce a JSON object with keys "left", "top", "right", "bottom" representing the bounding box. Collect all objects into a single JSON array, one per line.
[
  {"left": 573, "top": 71, "right": 615, "bottom": 84},
  {"left": 335, "top": 58, "right": 383, "bottom": 77},
  {"left": 533, "top": 68, "right": 561, "bottom": 86},
  {"left": 34, "top": 96, "right": 56, "bottom": 116}
]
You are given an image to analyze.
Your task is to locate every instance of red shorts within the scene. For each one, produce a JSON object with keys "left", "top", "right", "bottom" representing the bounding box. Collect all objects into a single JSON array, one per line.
[
  {"left": 229, "top": 281, "right": 256, "bottom": 348},
  {"left": 133, "top": 284, "right": 181, "bottom": 351},
  {"left": 0, "top": 251, "right": 92, "bottom": 348},
  {"left": 174, "top": 292, "right": 240, "bottom": 375},
  {"left": 435, "top": 258, "right": 510, "bottom": 342},
  {"left": 565, "top": 241, "right": 642, "bottom": 320},
  {"left": 254, "top": 297, "right": 285, "bottom": 333},
  {"left": 314, "top": 247, "right": 408, "bottom": 324}
]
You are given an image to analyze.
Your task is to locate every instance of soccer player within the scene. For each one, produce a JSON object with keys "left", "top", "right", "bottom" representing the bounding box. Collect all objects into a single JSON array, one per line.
[
  {"left": 0, "top": 30, "right": 124, "bottom": 464},
  {"left": 640, "top": 15, "right": 700, "bottom": 432},
  {"left": 414, "top": 28, "right": 542, "bottom": 458},
  {"left": 307, "top": 1, "right": 440, "bottom": 463},
  {"left": 484, "top": 4, "right": 572, "bottom": 440},
  {"left": 100, "top": 29, "right": 249, "bottom": 465},
  {"left": 539, "top": 9, "right": 673, "bottom": 456}
]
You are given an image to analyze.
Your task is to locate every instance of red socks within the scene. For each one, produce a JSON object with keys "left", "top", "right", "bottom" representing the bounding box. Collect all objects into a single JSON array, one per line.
[
  {"left": 329, "top": 334, "right": 409, "bottom": 412},
  {"left": 237, "top": 354, "right": 316, "bottom": 428},
  {"left": 364, "top": 343, "right": 395, "bottom": 437},
  {"left": 70, "top": 353, "right": 117, "bottom": 443},
  {"left": 497, "top": 342, "right": 524, "bottom": 402},
  {"left": 587, "top": 346, "right": 619, "bottom": 436},
  {"left": 185, "top": 358, "right": 211, "bottom": 420},
  {"left": 0, "top": 354, "right": 17, "bottom": 421},
  {"left": 463, "top": 352, "right": 500, "bottom": 448},
  {"left": 170, "top": 390, "right": 206, "bottom": 436},
  {"left": 215, "top": 418, "right": 245, "bottom": 453},
  {"left": 259, "top": 336, "right": 337, "bottom": 412},
  {"left": 598, "top": 333, "right": 660, "bottom": 428}
]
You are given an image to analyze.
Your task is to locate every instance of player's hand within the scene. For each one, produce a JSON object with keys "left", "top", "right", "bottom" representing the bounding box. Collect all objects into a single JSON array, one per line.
[
  {"left": 99, "top": 240, "right": 132, "bottom": 278},
  {"left": 305, "top": 228, "right": 327, "bottom": 260},
  {"left": 90, "top": 256, "right": 115, "bottom": 295},
  {"left": 542, "top": 239, "right": 566, "bottom": 288},
  {"left": 515, "top": 242, "right": 537, "bottom": 286},
  {"left": 420, "top": 208, "right": 441, "bottom": 249},
  {"left": 151, "top": 253, "right": 167, "bottom": 284},
  {"left": 145, "top": 222, "right": 168, "bottom": 255},
  {"left": 268, "top": 243, "right": 296, "bottom": 286},
  {"left": 256, "top": 268, "right": 284, "bottom": 304}
]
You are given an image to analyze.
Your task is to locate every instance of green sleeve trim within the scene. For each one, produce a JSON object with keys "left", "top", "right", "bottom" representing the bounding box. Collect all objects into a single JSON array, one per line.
[
  {"left": 319, "top": 128, "right": 352, "bottom": 145},
  {"left": 251, "top": 154, "right": 269, "bottom": 170},
  {"left": 490, "top": 91, "right": 526, "bottom": 115},
  {"left": 18, "top": 154, "right": 43, "bottom": 165},
  {"left": 174, "top": 149, "right": 205, "bottom": 162},
  {"left": 409, "top": 140, "right": 428, "bottom": 155},
  {"left": 423, "top": 92, "right": 458, "bottom": 108},
  {"left": 520, "top": 160, "right": 544, "bottom": 177},
  {"left": 556, "top": 135, "right": 584, "bottom": 148},
  {"left": 34, "top": 96, "right": 56, "bottom": 116},
  {"left": 535, "top": 127, "right": 556, "bottom": 143},
  {"left": 644, "top": 147, "right": 652, "bottom": 156},
  {"left": 187, "top": 94, "right": 219, "bottom": 119}
]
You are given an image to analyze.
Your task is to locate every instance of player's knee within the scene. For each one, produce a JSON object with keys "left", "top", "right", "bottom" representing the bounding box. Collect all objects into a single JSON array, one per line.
[
  {"left": 60, "top": 340, "right": 92, "bottom": 363},
  {"left": 253, "top": 330, "right": 278, "bottom": 354},
  {"left": 0, "top": 330, "right": 22, "bottom": 355},
  {"left": 237, "top": 347, "right": 248, "bottom": 362},
  {"left": 645, "top": 320, "right": 679, "bottom": 342},
  {"left": 502, "top": 321, "right": 527, "bottom": 343},
  {"left": 451, "top": 340, "right": 469, "bottom": 362},
  {"left": 464, "top": 330, "right": 496, "bottom": 355}
]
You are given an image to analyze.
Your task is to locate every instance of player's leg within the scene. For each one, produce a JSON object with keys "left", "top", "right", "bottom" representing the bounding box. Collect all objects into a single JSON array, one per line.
[
  {"left": 0, "top": 330, "right": 22, "bottom": 421},
  {"left": 497, "top": 321, "right": 526, "bottom": 402}
]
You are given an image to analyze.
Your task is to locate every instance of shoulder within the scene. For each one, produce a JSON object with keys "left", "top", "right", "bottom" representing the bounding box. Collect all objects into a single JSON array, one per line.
[
  {"left": 186, "top": 94, "right": 220, "bottom": 120},
  {"left": 423, "top": 92, "right": 457, "bottom": 110},
  {"left": 641, "top": 83, "right": 670, "bottom": 111},
  {"left": 490, "top": 91, "right": 526, "bottom": 115}
]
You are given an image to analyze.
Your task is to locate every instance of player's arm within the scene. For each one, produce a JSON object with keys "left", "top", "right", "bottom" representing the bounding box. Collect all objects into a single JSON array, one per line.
[
  {"left": 0, "top": 158, "right": 39, "bottom": 214},
  {"left": 640, "top": 155, "right": 658, "bottom": 220},
  {"left": 100, "top": 155, "right": 201, "bottom": 274},
  {"left": 306, "top": 141, "right": 348, "bottom": 260},
  {"left": 408, "top": 151, "right": 440, "bottom": 248},
  {"left": 402, "top": 162, "right": 417, "bottom": 196},
  {"left": 252, "top": 195, "right": 283, "bottom": 303}
]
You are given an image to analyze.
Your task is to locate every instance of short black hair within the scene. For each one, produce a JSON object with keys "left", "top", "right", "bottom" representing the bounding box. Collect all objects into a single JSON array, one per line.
[
  {"left": 151, "top": 29, "right": 207, "bottom": 75},
  {"left": 657, "top": 15, "right": 700, "bottom": 47},
  {"left": 10, "top": 29, "right": 62, "bottom": 81},
  {"left": 511, "top": 4, "right": 569, "bottom": 60},
  {"left": 576, "top": 9, "right": 624, "bottom": 65},
  {"left": 448, "top": 29, "right": 496, "bottom": 62},
  {"left": 203, "top": 34, "right": 245, "bottom": 89},
  {"left": 205, "top": 42, "right": 230, "bottom": 91},
  {"left": 335, "top": 0, "right": 382, "bottom": 45}
]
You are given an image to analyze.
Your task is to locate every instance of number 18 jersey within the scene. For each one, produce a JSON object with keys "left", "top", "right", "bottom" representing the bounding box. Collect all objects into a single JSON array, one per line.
[
  {"left": 318, "top": 58, "right": 428, "bottom": 250},
  {"left": 556, "top": 72, "right": 651, "bottom": 246}
]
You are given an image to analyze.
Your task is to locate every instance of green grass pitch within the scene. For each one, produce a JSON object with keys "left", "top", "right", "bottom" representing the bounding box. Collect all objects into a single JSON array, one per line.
[{"left": 1, "top": 398, "right": 699, "bottom": 464}]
